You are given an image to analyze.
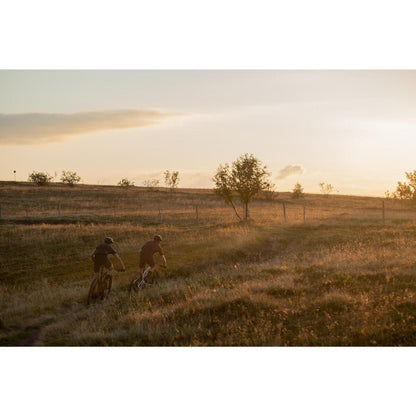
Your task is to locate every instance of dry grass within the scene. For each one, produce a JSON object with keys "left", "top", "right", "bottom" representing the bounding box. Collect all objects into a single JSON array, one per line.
[{"left": 1, "top": 182, "right": 416, "bottom": 345}]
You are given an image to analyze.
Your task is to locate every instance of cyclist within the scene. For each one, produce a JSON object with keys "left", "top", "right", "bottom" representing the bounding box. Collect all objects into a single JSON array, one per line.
[
  {"left": 134, "top": 234, "right": 167, "bottom": 280},
  {"left": 90, "top": 237, "right": 125, "bottom": 278}
]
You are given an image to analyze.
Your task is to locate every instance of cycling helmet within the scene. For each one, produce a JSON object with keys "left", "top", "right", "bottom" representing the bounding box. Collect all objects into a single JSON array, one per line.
[
  {"left": 104, "top": 237, "right": 114, "bottom": 244},
  {"left": 153, "top": 234, "right": 162, "bottom": 242}
]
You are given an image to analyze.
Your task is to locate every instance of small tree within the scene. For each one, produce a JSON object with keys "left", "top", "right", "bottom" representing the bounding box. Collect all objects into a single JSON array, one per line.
[
  {"left": 292, "top": 182, "right": 305, "bottom": 199},
  {"left": 164, "top": 170, "right": 171, "bottom": 189},
  {"left": 213, "top": 153, "right": 272, "bottom": 220},
  {"left": 164, "top": 170, "right": 180, "bottom": 192},
  {"left": 61, "top": 170, "right": 81, "bottom": 186},
  {"left": 319, "top": 182, "right": 335, "bottom": 198},
  {"left": 389, "top": 171, "right": 416, "bottom": 201},
  {"left": 28, "top": 171, "right": 53, "bottom": 186},
  {"left": 118, "top": 177, "right": 134, "bottom": 187},
  {"left": 143, "top": 178, "right": 160, "bottom": 190}
]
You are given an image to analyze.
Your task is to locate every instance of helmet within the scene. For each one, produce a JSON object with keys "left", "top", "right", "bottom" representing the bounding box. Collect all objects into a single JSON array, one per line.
[
  {"left": 153, "top": 234, "right": 162, "bottom": 242},
  {"left": 104, "top": 237, "right": 114, "bottom": 244}
]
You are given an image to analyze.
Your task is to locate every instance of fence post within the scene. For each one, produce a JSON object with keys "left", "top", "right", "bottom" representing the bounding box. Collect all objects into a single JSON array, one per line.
[
  {"left": 58, "top": 202, "right": 61, "bottom": 220},
  {"left": 283, "top": 202, "right": 287, "bottom": 222},
  {"left": 0, "top": 206, "right": 2, "bottom": 219},
  {"left": 382, "top": 200, "right": 385, "bottom": 226},
  {"left": 159, "top": 207, "right": 162, "bottom": 223},
  {"left": 195, "top": 206, "right": 199, "bottom": 225},
  {"left": 26, "top": 208, "right": 28, "bottom": 219},
  {"left": 303, "top": 205, "right": 306, "bottom": 224}
]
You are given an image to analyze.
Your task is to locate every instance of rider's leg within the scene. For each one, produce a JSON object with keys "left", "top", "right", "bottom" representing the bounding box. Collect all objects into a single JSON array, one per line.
[
  {"left": 148, "top": 256, "right": 156, "bottom": 273},
  {"left": 93, "top": 261, "right": 101, "bottom": 279},
  {"left": 103, "top": 258, "right": 114, "bottom": 276},
  {"left": 135, "top": 254, "right": 147, "bottom": 279},
  {"left": 134, "top": 266, "right": 145, "bottom": 279}
]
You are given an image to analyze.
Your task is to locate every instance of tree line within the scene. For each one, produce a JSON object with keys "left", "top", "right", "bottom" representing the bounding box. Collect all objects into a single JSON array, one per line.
[{"left": 25, "top": 169, "right": 181, "bottom": 191}]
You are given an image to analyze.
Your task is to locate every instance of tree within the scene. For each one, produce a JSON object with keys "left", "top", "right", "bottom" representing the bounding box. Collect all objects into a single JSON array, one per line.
[
  {"left": 213, "top": 153, "right": 272, "bottom": 220},
  {"left": 28, "top": 171, "right": 53, "bottom": 186},
  {"left": 213, "top": 164, "right": 242, "bottom": 220},
  {"left": 164, "top": 170, "right": 171, "bottom": 189},
  {"left": 118, "top": 177, "right": 134, "bottom": 187},
  {"left": 389, "top": 171, "right": 416, "bottom": 201},
  {"left": 61, "top": 170, "right": 81, "bottom": 186},
  {"left": 164, "top": 170, "right": 180, "bottom": 192},
  {"left": 292, "top": 182, "right": 305, "bottom": 199},
  {"left": 319, "top": 182, "right": 335, "bottom": 198}
]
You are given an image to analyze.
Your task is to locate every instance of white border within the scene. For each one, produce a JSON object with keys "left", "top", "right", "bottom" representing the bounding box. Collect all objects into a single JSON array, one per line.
[{"left": 2, "top": 1, "right": 416, "bottom": 415}]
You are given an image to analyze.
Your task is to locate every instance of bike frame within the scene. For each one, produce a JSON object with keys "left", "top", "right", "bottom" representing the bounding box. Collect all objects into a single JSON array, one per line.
[
  {"left": 131, "top": 265, "right": 165, "bottom": 292},
  {"left": 136, "top": 266, "right": 153, "bottom": 289}
]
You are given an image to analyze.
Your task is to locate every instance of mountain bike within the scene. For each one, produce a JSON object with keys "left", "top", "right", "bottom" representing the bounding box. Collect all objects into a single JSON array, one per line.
[
  {"left": 87, "top": 267, "right": 124, "bottom": 305},
  {"left": 129, "top": 264, "right": 166, "bottom": 294}
]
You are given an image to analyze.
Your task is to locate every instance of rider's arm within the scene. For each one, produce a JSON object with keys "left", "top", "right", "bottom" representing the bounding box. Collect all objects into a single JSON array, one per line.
[
  {"left": 114, "top": 253, "right": 125, "bottom": 270},
  {"left": 160, "top": 254, "right": 167, "bottom": 268}
]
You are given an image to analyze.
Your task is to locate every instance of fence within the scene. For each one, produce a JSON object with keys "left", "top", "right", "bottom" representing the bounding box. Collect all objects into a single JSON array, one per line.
[{"left": 0, "top": 197, "right": 413, "bottom": 228}]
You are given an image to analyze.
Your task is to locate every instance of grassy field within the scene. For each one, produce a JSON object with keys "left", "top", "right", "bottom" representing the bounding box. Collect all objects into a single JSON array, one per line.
[{"left": 1, "top": 182, "right": 416, "bottom": 346}]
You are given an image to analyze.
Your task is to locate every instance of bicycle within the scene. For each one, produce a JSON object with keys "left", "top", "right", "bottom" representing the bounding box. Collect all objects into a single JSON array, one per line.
[
  {"left": 129, "top": 264, "right": 166, "bottom": 294},
  {"left": 87, "top": 267, "right": 124, "bottom": 305}
]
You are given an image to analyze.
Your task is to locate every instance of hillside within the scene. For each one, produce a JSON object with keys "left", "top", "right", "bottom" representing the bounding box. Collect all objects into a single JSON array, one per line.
[{"left": 1, "top": 182, "right": 416, "bottom": 345}]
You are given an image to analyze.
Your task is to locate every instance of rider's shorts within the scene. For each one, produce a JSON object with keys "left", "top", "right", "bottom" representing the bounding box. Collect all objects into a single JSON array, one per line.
[
  {"left": 94, "top": 255, "right": 114, "bottom": 273},
  {"left": 138, "top": 253, "right": 155, "bottom": 268}
]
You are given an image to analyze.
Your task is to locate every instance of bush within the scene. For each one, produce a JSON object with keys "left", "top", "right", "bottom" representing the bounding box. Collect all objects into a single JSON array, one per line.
[
  {"left": 292, "top": 182, "right": 305, "bottom": 199},
  {"left": 118, "top": 178, "right": 134, "bottom": 187},
  {"left": 143, "top": 178, "right": 160, "bottom": 189},
  {"left": 319, "top": 182, "right": 335, "bottom": 198},
  {"left": 61, "top": 170, "right": 81, "bottom": 186},
  {"left": 28, "top": 171, "right": 53, "bottom": 186}
]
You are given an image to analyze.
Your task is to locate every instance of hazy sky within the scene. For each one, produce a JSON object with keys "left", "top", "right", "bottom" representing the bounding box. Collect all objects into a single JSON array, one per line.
[{"left": 1, "top": 70, "right": 416, "bottom": 195}]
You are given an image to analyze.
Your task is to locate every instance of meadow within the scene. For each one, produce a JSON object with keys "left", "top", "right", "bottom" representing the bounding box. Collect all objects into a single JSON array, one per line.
[{"left": 1, "top": 182, "right": 416, "bottom": 346}]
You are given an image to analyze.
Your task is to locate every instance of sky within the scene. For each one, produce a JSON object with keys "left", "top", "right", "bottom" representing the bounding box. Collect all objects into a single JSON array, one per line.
[{"left": 1, "top": 70, "right": 416, "bottom": 196}]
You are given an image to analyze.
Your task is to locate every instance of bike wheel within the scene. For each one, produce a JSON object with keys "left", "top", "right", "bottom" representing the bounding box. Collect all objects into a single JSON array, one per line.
[{"left": 87, "top": 277, "right": 100, "bottom": 305}]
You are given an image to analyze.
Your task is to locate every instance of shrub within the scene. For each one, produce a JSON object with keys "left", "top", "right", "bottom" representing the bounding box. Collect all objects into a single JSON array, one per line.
[
  {"left": 118, "top": 178, "right": 134, "bottom": 187},
  {"left": 143, "top": 178, "right": 160, "bottom": 189},
  {"left": 319, "top": 182, "right": 335, "bottom": 198},
  {"left": 28, "top": 171, "right": 53, "bottom": 186},
  {"left": 61, "top": 170, "right": 81, "bottom": 186},
  {"left": 292, "top": 182, "right": 305, "bottom": 199}
]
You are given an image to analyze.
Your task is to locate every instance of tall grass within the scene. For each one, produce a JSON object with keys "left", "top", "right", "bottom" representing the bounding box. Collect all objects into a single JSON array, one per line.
[{"left": 1, "top": 182, "right": 416, "bottom": 345}]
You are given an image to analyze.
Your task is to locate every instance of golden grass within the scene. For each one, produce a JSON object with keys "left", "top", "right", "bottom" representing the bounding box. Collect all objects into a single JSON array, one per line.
[{"left": 2, "top": 182, "right": 416, "bottom": 345}]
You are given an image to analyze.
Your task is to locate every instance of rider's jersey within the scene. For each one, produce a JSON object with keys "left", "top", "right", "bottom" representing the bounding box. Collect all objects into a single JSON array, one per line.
[
  {"left": 139, "top": 241, "right": 164, "bottom": 258},
  {"left": 94, "top": 243, "right": 117, "bottom": 258}
]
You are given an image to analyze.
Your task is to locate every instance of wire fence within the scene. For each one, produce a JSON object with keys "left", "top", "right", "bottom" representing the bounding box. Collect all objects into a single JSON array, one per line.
[{"left": 1, "top": 196, "right": 415, "bottom": 227}]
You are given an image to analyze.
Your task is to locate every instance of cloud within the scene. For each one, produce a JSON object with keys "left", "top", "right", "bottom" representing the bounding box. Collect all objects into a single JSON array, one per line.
[
  {"left": 276, "top": 164, "right": 305, "bottom": 180},
  {"left": 0, "top": 109, "right": 177, "bottom": 145}
]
